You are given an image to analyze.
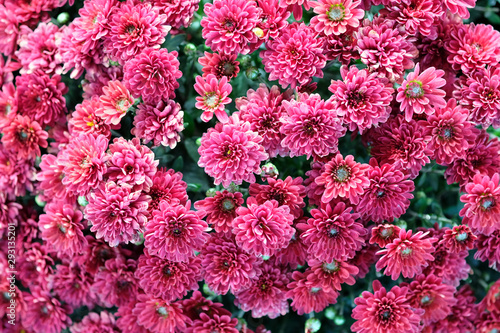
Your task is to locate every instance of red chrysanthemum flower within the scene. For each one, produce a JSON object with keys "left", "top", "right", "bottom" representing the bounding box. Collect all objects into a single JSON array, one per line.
[
  {"left": 351, "top": 280, "right": 422, "bottom": 333},
  {"left": 376, "top": 229, "right": 435, "bottom": 280},
  {"left": 298, "top": 202, "right": 365, "bottom": 262},
  {"left": 194, "top": 74, "right": 232, "bottom": 123},
  {"left": 1, "top": 114, "right": 48, "bottom": 159},
  {"left": 70, "top": 96, "right": 111, "bottom": 139},
  {"left": 132, "top": 294, "right": 191, "bottom": 333},
  {"left": 0, "top": 4, "right": 19, "bottom": 56},
  {"left": 123, "top": 47, "right": 182, "bottom": 102},
  {"left": 262, "top": 23, "right": 326, "bottom": 89},
  {"left": 396, "top": 63, "right": 446, "bottom": 122},
  {"left": 309, "top": 0, "right": 364, "bottom": 36},
  {"left": 147, "top": 0, "right": 199, "bottom": 29},
  {"left": 460, "top": 173, "right": 500, "bottom": 236},
  {"left": 194, "top": 190, "right": 243, "bottom": 233},
  {"left": 274, "top": 222, "right": 309, "bottom": 269},
  {"left": 201, "top": 0, "right": 262, "bottom": 55},
  {"left": 85, "top": 181, "right": 149, "bottom": 247},
  {"left": 306, "top": 258, "right": 358, "bottom": 292},
  {"left": 432, "top": 285, "right": 477, "bottom": 332},
  {"left": 145, "top": 200, "right": 208, "bottom": 262},
  {"left": 96, "top": 80, "right": 134, "bottom": 126},
  {"left": 439, "top": 225, "right": 477, "bottom": 253},
  {"left": 315, "top": 154, "right": 370, "bottom": 204},
  {"left": 135, "top": 253, "right": 202, "bottom": 302},
  {"left": 321, "top": 30, "right": 359, "bottom": 65},
  {"left": 255, "top": 0, "right": 290, "bottom": 41},
  {"left": 22, "top": 289, "right": 72, "bottom": 333},
  {"left": 186, "top": 313, "right": 239, "bottom": 333},
  {"left": 52, "top": 261, "right": 97, "bottom": 309},
  {"left": 116, "top": 302, "right": 150, "bottom": 333},
  {"left": 181, "top": 290, "right": 231, "bottom": 322},
  {"left": 92, "top": 258, "right": 137, "bottom": 307},
  {"left": 198, "top": 51, "right": 240, "bottom": 80},
  {"left": 70, "top": 311, "right": 119, "bottom": 333},
  {"left": 147, "top": 168, "right": 188, "bottom": 215},
  {"left": 369, "top": 224, "right": 402, "bottom": 248}
]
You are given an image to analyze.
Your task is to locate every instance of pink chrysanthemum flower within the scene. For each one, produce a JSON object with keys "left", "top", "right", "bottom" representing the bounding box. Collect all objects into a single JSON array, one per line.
[
  {"left": 52, "top": 261, "right": 97, "bottom": 309},
  {"left": 329, "top": 65, "right": 393, "bottom": 133},
  {"left": 460, "top": 173, "right": 500, "bottom": 236},
  {"left": 256, "top": 0, "right": 290, "bottom": 41},
  {"left": 17, "top": 243, "right": 54, "bottom": 288},
  {"left": 186, "top": 313, "right": 239, "bottom": 333},
  {"left": 273, "top": 224, "right": 309, "bottom": 269},
  {"left": 433, "top": 285, "right": 477, "bottom": 332},
  {"left": 85, "top": 181, "right": 149, "bottom": 247},
  {"left": 133, "top": 99, "right": 184, "bottom": 149},
  {"left": 201, "top": 0, "right": 262, "bottom": 55},
  {"left": 376, "top": 229, "right": 435, "bottom": 280},
  {"left": 439, "top": 225, "right": 477, "bottom": 253},
  {"left": 232, "top": 198, "right": 295, "bottom": 256},
  {"left": 0, "top": 146, "right": 36, "bottom": 199},
  {"left": 280, "top": 94, "right": 345, "bottom": 160},
  {"left": 370, "top": 224, "right": 402, "bottom": 248},
  {"left": 23, "top": 289, "right": 72, "bottom": 333},
  {"left": 307, "top": 258, "right": 358, "bottom": 292},
  {"left": 321, "top": 30, "right": 359, "bottom": 65},
  {"left": 107, "top": 1, "right": 169, "bottom": 63},
  {"left": 198, "top": 115, "right": 268, "bottom": 187},
  {"left": 194, "top": 74, "right": 232, "bottom": 123},
  {"left": 355, "top": 17, "right": 418, "bottom": 83},
  {"left": 147, "top": 168, "right": 188, "bottom": 214},
  {"left": 298, "top": 202, "right": 365, "bottom": 262},
  {"left": 36, "top": 153, "right": 75, "bottom": 203},
  {"left": 261, "top": 22, "right": 326, "bottom": 89},
  {"left": 315, "top": 154, "right": 370, "bottom": 204},
  {"left": 419, "top": 98, "right": 478, "bottom": 165},
  {"left": 70, "top": 311, "right": 119, "bottom": 333},
  {"left": 106, "top": 137, "right": 158, "bottom": 191},
  {"left": 135, "top": 253, "right": 201, "bottom": 302},
  {"left": 443, "top": 0, "right": 476, "bottom": 18},
  {"left": 16, "top": 71, "right": 68, "bottom": 127},
  {"left": 286, "top": 270, "right": 339, "bottom": 315},
  {"left": 445, "top": 23, "right": 500, "bottom": 74},
  {"left": 396, "top": 64, "right": 446, "bottom": 122},
  {"left": 132, "top": 294, "right": 191, "bottom": 333},
  {"left": 194, "top": 190, "right": 243, "bottom": 233},
  {"left": 0, "top": 193, "right": 21, "bottom": 239},
  {"left": 70, "top": 97, "right": 111, "bottom": 139},
  {"left": 357, "top": 159, "right": 415, "bottom": 223},
  {"left": 38, "top": 202, "right": 87, "bottom": 256},
  {"left": 116, "top": 302, "right": 150, "bottom": 333},
  {"left": 1, "top": 114, "right": 48, "bottom": 159},
  {"left": 96, "top": 80, "right": 134, "bottom": 126},
  {"left": 233, "top": 261, "right": 290, "bottom": 319},
  {"left": 147, "top": 0, "right": 199, "bottom": 29},
  {"left": 0, "top": 4, "right": 18, "bottom": 56},
  {"left": 59, "top": 133, "right": 109, "bottom": 196},
  {"left": 309, "top": 0, "right": 364, "bottom": 36},
  {"left": 124, "top": 47, "right": 182, "bottom": 102},
  {"left": 82, "top": 65, "right": 124, "bottom": 100},
  {"left": 0, "top": 82, "right": 17, "bottom": 124},
  {"left": 76, "top": 236, "right": 122, "bottom": 275},
  {"left": 351, "top": 280, "right": 422, "bottom": 333},
  {"left": 304, "top": 161, "right": 327, "bottom": 206},
  {"left": 476, "top": 230, "right": 500, "bottom": 269},
  {"left": 93, "top": 258, "right": 137, "bottom": 307},
  {"left": 200, "top": 233, "right": 261, "bottom": 295},
  {"left": 145, "top": 200, "right": 208, "bottom": 262},
  {"left": 198, "top": 51, "right": 240, "bottom": 80},
  {"left": 405, "top": 274, "right": 457, "bottom": 325},
  {"left": 181, "top": 290, "right": 231, "bottom": 321}
]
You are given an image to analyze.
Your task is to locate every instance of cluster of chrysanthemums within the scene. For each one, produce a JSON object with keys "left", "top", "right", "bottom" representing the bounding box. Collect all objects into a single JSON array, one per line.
[{"left": 0, "top": 0, "right": 500, "bottom": 331}]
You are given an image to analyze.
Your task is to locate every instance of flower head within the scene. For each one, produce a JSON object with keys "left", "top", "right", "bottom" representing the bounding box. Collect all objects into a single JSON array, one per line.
[
  {"left": 1, "top": 114, "right": 48, "bottom": 159},
  {"left": 198, "top": 51, "right": 240, "bottom": 80},
  {"left": 96, "top": 80, "right": 134, "bottom": 126},
  {"left": 132, "top": 294, "right": 191, "bottom": 333},
  {"left": 194, "top": 190, "right": 243, "bottom": 233},
  {"left": 309, "top": 0, "right": 364, "bottom": 36},
  {"left": 23, "top": 288, "right": 72, "bottom": 333},
  {"left": 194, "top": 74, "right": 232, "bottom": 123},
  {"left": 439, "top": 225, "right": 477, "bottom": 253}
]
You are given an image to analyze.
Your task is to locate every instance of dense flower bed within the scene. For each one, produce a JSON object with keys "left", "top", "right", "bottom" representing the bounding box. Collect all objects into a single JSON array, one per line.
[{"left": 0, "top": 0, "right": 500, "bottom": 332}]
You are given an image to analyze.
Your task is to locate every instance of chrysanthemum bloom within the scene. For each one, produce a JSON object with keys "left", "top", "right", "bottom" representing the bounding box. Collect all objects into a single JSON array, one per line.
[
  {"left": 198, "top": 115, "right": 268, "bottom": 187},
  {"left": 132, "top": 294, "right": 191, "bottom": 333},
  {"left": 280, "top": 94, "right": 345, "bottom": 160},
  {"left": 0, "top": 82, "right": 17, "bottom": 123},
  {"left": 16, "top": 71, "right": 68, "bottom": 127},
  {"left": 304, "top": 161, "right": 327, "bottom": 206},
  {"left": 145, "top": 200, "right": 208, "bottom": 262},
  {"left": 106, "top": 1, "right": 169, "bottom": 63},
  {"left": 298, "top": 202, "right": 365, "bottom": 261},
  {"left": 70, "top": 97, "right": 111, "bottom": 139},
  {"left": 460, "top": 173, "right": 500, "bottom": 236},
  {"left": 52, "top": 261, "right": 97, "bottom": 309},
  {"left": 17, "top": 243, "right": 54, "bottom": 288},
  {"left": 233, "top": 261, "right": 290, "bottom": 319},
  {"left": 116, "top": 302, "right": 150, "bottom": 333},
  {"left": 432, "top": 285, "right": 477, "bottom": 332},
  {"left": 0, "top": 145, "right": 36, "bottom": 198},
  {"left": 321, "top": 30, "right": 359, "bottom": 65},
  {"left": 274, "top": 225, "right": 309, "bottom": 268},
  {"left": 148, "top": 0, "right": 199, "bottom": 29},
  {"left": 198, "top": 51, "right": 240, "bottom": 80},
  {"left": 186, "top": 313, "right": 239, "bottom": 333},
  {"left": 0, "top": 4, "right": 18, "bottom": 56},
  {"left": 93, "top": 258, "right": 138, "bottom": 307},
  {"left": 38, "top": 202, "right": 87, "bottom": 256},
  {"left": 70, "top": 311, "right": 119, "bottom": 333},
  {"left": 309, "top": 0, "right": 364, "bottom": 36},
  {"left": 404, "top": 274, "right": 457, "bottom": 325},
  {"left": 306, "top": 258, "right": 358, "bottom": 292},
  {"left": 286, "top": 270, "right": 339, "bottom": 315},
  {"left": 376, "top": 229, "right": 435, "bottom": 280},
  {"left": 76, "top": 236, "right": 123, "bottom": 275},
  {"left": 261, "top": 22, "right": 326, "bottom": 89},
  {"left": 445, "top": 23, "right": 500, "bottom": 74},
  {"left": 107, "top": 137, "right": 158, "bottom": 191},
  {"left": 181, "top": 290, "right": 231, "bottom": 322},
  {"left": 200, "top": 233, "right": 261, "bottom": 295},
  {"left": 315, "top": 154, "right": 370, "bottom": 204},
  {"left": 237, "top": 84, "right": 291, "bottom": 158},
  {"left": 147, "top": 168, "right": 188, "bottom": 215},
  {"left": 443, "top": 0, "right": 476, "bottom": 18},
  {"left": 96, "top": 80, "right": 134, "bottom": 125},
  {"left": 232, "top": 198, "right": 295, "bottom": 256},
  {"left": 348, "top": 243, "right": 379, "bottom": 279},
  {"left": 0, "top": 193, "right": 21, "bottom": 239},
  {"left": 194, "top": 190, "right": 243, "bottom": 233},
  {"left": 123, "top": 47, "right": 182, "bottom": 102},
  {"left": 256, "top": 0, "right": 290, "bottom": 40},
  {"left": 134, "top": 103, "right": 184, "bottom": 150},
  {"left": 135, "top": 253, "right": 202, "bottom": 302},
  {"left": 480, "top": 279, "right": 500, "bottom": 313},
  {"left": 22, "top": 288, "right": 72, "bottom": 333},
  {"left": 369, "top": 224, "right": 402, "bottom": 248},
  {"left": 329, "top": 65, "right": 393, "bottom": 133},
  {"left": 82, "top": 64, "right": 124, "bottom": 100},
  {"left": 357, "top": 159, "right": 415, "bottom": 222},
  {"left": 194, "top": 74, "right": 232, "bottom": 123},
  {"left": 396, "top": 64, "right": 446, "bottom": 122},
  {"left": 351, "top": 280, "right": 423, "bottom": 333},
  {"left": 201, "top": 0, "right": 262, "bottom": 55},
  {"left": 355, "top": 17, "right": 418, "bottom": 83},
  {"left": 369, "top": 115, "right": 431, "bottom": 179},
  {"left": 474, "top": 310, "right": 500, "bottom": 333},
  {"left": 1, "top": 114, "right": 48, "bottom": 159},
  {"left": 36, "top": 153, "right": 75, "bottom": 204},
  {"left": 86, "top": 181, "right": 149, "bottom": 247},
  {"left": 59, "top": 133, "right": 109, "bottom": 196},
  {"left": 439, "top": 225, "right": 477, "bottom": 253}
]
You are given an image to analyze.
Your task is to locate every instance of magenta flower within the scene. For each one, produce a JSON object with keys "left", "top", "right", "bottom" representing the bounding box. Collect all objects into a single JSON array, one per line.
[
  {"left": 194, "top": 190, "right": 243, "bottom": 233},
  {"left": 96, "top": 80, "right": 134, "bottom": 126},
  {"left": 198, "top": 51, "right": 240, "bottom": 80},
  {"left": 369, "top": 224, "right": 402, "bottom": 248},
  {"left": 309, "top": 0, "right": 364, "bottom": 36},
  {"left": 381, "top": 0, "right": 443, "bottom": 37},
  {"left": 70, "top": 96, "right": 111, "bottom": 139},
  {"left": 149, "top": 0, "right": 199, "bottom": 29},
  {"left": 70, "top": 311, "right": 119, "bottom": 333},
  {"left": 194, "top": 74, "right": 232, "bottom": 123},
  {"left": 443, "top": 0, "right": 476, "bottom": 18},
  {"left": 1, "top": 114, "right": 48, "bottom": 159},
  {"left": 132, "top": 294, "right": 191, "bottom": 333},
  {"left": 0, "top": 4, "right": 19, "bottom": 56},
  {"left": 147, "top": 168, "right": 188, "bottom": 214},
  {"left": 439, "top": 225, "right": 477, "bottom": 253},
  {"left": 186, "top": 313, "right": 239, "bottom": 333},
  {"left": 52, "top": 261, "right": 98, "bottom": 309},
  {"left": 306, "top": 258, "right": 359, "bottom": 292},
  {"left": 92, "top": 258, "right": 137, "bottom": 307},
  {"left": 256, "top": 0, "right": 290, "bottom": 40},
  {"left": 23, "top": 288, "right": 72, "bottom": 333}
]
